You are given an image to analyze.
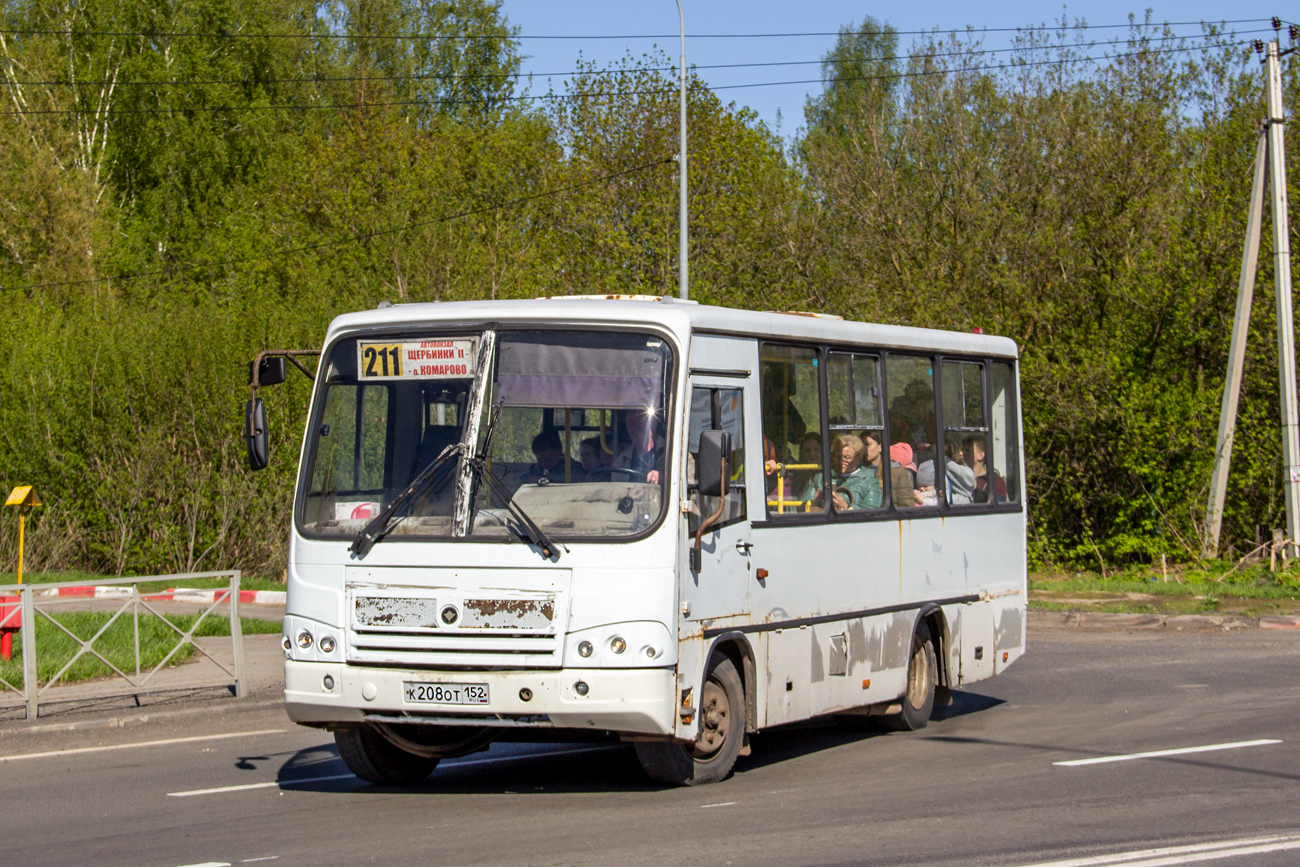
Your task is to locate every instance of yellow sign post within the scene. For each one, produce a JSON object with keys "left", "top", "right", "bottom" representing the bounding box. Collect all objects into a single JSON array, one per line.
[{"left": 5, "top": 486, "right": 41, "bottom": 584}]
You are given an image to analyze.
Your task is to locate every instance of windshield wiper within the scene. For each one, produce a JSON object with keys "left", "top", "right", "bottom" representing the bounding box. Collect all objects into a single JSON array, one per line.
[
  {"left": 462, "top": 398, "right": 563, "bottom": 560},
  {"left": 466, "top": 455, "right": 564, "bottom": 560},
  {"left": 350, "top": 443, "right": 462, "bottom": 557}
]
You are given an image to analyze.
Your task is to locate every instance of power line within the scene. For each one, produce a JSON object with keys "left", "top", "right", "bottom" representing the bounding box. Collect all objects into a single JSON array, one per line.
[
  {"left": 0, "top": 37, "right": 1259, "bottom": 118},
  {"left": 0, "top": 18, "right": 1282, "bottom": 42},
  {"left": 10, "top": 157, "right": 674, "bottom": 292},
  {"left": 7, "top": 27, "right": 1265, "bottom": 89}
]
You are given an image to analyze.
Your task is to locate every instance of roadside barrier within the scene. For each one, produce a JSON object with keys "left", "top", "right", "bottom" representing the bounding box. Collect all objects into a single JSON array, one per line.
[{"left": 0, "top": 571, "right": 246, "bottom": 720}]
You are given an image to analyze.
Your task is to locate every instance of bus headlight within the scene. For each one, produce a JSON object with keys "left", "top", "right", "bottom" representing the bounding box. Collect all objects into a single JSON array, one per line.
[
  {"left": 319, "top": 635, "right": 336, "bottom": 654},
  {"left": 566, "top": 622, "right": 673, "bottom": 667},
  {"left": 296, "top": 630, "right": 314, "bottom": 650}
]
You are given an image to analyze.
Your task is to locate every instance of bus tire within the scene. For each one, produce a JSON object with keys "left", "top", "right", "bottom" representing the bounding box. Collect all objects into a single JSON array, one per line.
[
  {"left": 635, "top": 656, "right": 745, "bottom": 786},
  {"left": 882, "top": 622, "right": 937, "bottom": 732},
  {"left": 334, "top": 725, "right": 440, "bottom": 785}
]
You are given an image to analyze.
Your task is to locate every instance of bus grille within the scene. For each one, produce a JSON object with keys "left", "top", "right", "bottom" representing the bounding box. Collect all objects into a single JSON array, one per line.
[{"left": 345, "top": 589, "right": 566, "bottom": 669}]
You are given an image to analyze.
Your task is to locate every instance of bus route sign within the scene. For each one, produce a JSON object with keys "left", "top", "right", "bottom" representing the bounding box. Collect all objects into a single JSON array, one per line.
[{"left": 357, "top": 338, "right": 476, "bottom": 380}]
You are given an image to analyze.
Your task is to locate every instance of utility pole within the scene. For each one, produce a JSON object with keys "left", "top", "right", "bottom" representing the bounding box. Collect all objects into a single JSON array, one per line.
[
  {"left": 675, "top": 0, "right": 689, "bottom": 301},
  {"left": 1204, "top": 21, "right": 1299, "bottom": 557},
  {"left": 1265, "top": 37, "right": 1300, "bottom": 547}
]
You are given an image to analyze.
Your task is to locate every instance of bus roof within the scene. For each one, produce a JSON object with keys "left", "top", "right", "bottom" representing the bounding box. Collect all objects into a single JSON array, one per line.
[{"left": 326, "top": 297, "right": 1019, "bottom": 359}]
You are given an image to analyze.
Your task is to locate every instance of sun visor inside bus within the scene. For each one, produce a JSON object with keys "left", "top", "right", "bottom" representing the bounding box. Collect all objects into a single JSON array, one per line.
[{"left": 496, "top": 334, "right": 666, "bottom": 408}]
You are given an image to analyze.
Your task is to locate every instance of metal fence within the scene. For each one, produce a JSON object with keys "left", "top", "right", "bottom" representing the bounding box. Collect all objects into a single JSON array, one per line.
[{"left": 0, "top": 571, "right": 244, "bottom": 720}]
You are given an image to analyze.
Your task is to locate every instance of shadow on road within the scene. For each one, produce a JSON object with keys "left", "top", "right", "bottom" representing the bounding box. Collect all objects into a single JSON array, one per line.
[{"left": 267, "top": 688, "right": 1009, "bottom": 793}]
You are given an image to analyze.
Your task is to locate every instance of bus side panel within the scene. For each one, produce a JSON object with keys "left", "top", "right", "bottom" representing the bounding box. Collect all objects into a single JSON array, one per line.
[
  {"left": 805, "top": 615, "right": 910, "bottom": 717},
  {"left": 761, "top": 630, "right": 811, "bottom": 726}
]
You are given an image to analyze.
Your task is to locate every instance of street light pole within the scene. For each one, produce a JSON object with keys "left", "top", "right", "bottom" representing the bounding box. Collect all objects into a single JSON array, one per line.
[{"left": 675, "top": 0, "right": 688, "bottom": 301}]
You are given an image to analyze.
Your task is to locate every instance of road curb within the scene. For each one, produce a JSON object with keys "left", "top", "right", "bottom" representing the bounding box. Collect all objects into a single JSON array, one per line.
[
  {"left": 1029, "top": 609, "right": 1257, "bottom": 631},
  {"left": 1259, "top": 614, "right": 1300, "bottom": 629},
  {"left": 0, "top": 697, "right": 287, "bottom": 736},
  {"left": 33, "top": 586, "right": 286, "bottom": 605}
]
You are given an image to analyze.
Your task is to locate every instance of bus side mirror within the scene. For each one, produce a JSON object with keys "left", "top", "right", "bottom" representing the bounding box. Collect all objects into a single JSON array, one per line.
[
  {"left": 249, "top": 356, "right": 288, "bottom": 387},
  {"left": 698, "top": 430, "right": 731, "bottom": 498},
  {"left": 246, "top": 397, "right": 269, "bottom": 471}
]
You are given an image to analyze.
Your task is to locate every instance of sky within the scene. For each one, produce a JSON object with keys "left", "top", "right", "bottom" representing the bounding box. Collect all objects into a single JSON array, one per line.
[{"left": 498, "top": 2, "right": 1293, "bottom": 137}]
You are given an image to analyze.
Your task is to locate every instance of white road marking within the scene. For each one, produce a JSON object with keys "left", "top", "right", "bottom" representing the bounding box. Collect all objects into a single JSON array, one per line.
[
  {"left": 1054, "top": 739, "right": 1281, "bottom": 767},
  {"left": 0, "top": 730, "right": 287, "bottom": 763},
  {"left": 1012, "top": 833, "right": 1300, "bottom": 866},
  {"left": 701, "top": 802, "right": 736, "bottom": 808},
  {"left": 169, "top": 774, "right": 355, "bottom": 797},
  {"left": 168, "top": 744, "right": 621, "bottom": 797},
  {"left": 241, "top": 857, "right": 280, "bottom": 863},
  {"left": 172, "top": 862, "right": 231, "bottom": 867}
]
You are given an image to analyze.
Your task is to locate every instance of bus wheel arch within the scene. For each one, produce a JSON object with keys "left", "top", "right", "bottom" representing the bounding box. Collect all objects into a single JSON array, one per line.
[
  {"left": 704, "top": 632, "right": 757, "bottom": 734},
  {"left": 916, "top": 605, "right": 954, "bottom": 691},
  {"left": 881, "top": 612, "right": 941, "bottom": 732},
  {"left": 635, "top": 640, "right": 751, "bottom": 786}
]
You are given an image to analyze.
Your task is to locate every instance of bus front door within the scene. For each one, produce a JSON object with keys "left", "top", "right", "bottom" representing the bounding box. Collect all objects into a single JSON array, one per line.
[{"left": 683, "top": 381, "right": 753, "bottom": 622}]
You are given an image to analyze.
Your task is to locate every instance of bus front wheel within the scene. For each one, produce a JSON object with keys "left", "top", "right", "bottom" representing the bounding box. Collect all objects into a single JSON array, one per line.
[
  {"left": 334, "top": 725, "right": 440, "bottom": 785},
  {"left": 635, "top": 656, "right": 745, "bottom": 786},
  {"left": 882, "top": 622, "right": 937, "bottom": 732}
]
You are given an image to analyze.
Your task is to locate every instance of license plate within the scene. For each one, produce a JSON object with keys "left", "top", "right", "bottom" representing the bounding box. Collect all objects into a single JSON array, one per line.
[{"left": 403, "top": 682, "right": 489, "bottom": 706}]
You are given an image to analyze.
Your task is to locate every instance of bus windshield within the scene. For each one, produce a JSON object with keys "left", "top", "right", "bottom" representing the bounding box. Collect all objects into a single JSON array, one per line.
[{"left": 298, "top": 328, "right": 674, "bottom": 542}]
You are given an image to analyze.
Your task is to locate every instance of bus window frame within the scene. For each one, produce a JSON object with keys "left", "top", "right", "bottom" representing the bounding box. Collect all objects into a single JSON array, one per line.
[
  {"left": 751, "top": 342, "right": 1023, "bottom": 530},
  {"left": 294, "top": 323, "right": 681, "bottom": 546}
]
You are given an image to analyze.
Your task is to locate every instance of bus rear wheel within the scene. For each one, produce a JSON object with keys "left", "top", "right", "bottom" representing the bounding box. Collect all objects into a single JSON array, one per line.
[
  {"left": 882, "top": 622, "right": 937, "bottom": 732},
  {"left": 334, "top": 724, "right": 440, "bottom": 785},
  {"left": 635, "top": 656, "right": 745, "bottom": 786}
]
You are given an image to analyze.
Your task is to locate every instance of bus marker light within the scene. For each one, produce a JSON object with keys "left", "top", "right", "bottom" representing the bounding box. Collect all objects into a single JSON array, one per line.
[
  {"left": 862, "top": 679, "right": 871, "bottom": 689},
  {"left": 611, "top": 637, "right": 626, "bottom": 654},
  {"left": 519, "top": 688, "right": 533, "bottom": 702},
  {"left": 296, "top": 630, "right": 314, "bottom": 650},
  {"left": 1003, "top": 652, "right": 1009, "bottom": 662},
  {"left": 282, "top": 635, "right": 292, "bottom": 654},
  {"left": 756, "top": 569, "right": 769, "bottom": 580},
  {"left": 574, "top": 681, "right": 589, "bottom": 696},
  {"left": 644, "top": 646, "right": 658, "bottom": 659},
  {"left": 578, "top": 641, "right": 593, "bottom": 658}
]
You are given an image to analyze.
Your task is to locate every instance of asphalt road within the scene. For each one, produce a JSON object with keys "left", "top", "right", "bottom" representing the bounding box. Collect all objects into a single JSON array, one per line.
[{"left": 2, "top": 627, "right": 1299, "bottom": 867}]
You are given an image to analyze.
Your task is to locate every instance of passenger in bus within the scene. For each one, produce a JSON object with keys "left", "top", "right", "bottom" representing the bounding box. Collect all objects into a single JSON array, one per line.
[
  {"left": 889, "top": 442, "right": 920, "bottom": 508},
  {"left": 962, "top": 434, "right": 1008, "bottom": 502},
  {"left": 526, "top": 430, "right": 583, "bottom": 483},
  {"left": 788, "top": 432, "right": 822, "bottom": 495},
  {"left": 579, "top": 436, "right": 614, "bottom": 474},
  {"left": 615, "top": 409, "right": 664, "bottom": 484},
  {"left": 945, "top": 440, "right": 976, "bottom": 505},
  {"left": 798, "top": 433, "right": 881, "bottom": 511},
  {"left": 915, "top": 461, "right": 938, "bottom": 507}
]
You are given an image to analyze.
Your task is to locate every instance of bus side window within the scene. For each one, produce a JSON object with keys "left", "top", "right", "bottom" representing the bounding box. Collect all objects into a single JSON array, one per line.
[
  {"left": 885, "top": 356, "right": 936, "bottom": 509},
  {"left": 761, "top": 345, "right": 824, "bottom": 515},
  {"left": 941, "top": 360, "right": 986, "bottom": 508},
  {"left": 687, "top": 387, "right": 746, "bottom": 533},
  {"left": 990, "top": 362, "right": 1020, "bottom": 504},
  {"left": 828, "top": 352, "right": 885, "bottom": 512}
]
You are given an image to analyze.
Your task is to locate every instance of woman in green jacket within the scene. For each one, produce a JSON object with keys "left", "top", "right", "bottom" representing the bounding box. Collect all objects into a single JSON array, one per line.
[{"left": 798, "top": 433, "right": 882, "bottom": 511}]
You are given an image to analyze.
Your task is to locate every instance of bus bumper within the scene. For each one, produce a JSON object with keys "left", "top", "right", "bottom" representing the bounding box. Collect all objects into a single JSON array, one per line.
[{"left": 284, "top": 660, "right": 677, "bottom": 736}]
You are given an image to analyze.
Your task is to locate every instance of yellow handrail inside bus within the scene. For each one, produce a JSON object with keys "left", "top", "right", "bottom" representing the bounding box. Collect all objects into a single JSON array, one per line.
[{"left": 766, "top": 461, "right": 820, "bottom": 512}]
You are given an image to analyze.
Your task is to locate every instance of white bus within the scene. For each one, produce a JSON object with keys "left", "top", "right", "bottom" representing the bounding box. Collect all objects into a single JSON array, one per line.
[{"left": 249, "top": 296, "right": 1026, "bottom": 786}]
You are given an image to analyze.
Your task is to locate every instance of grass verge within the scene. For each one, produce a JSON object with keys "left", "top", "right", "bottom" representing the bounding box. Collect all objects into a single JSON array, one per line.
[
  {"left": 1031, "top": 562, "right": 1300, "bottom": 617},
  {"left": 0, "top": 611, "right": 280, "bottom": 688}
]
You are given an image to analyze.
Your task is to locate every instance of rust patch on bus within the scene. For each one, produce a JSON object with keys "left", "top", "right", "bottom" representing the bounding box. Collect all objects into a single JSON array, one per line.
[{"left": 463, "top": 598, "right": 555, "bottom": 629}]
